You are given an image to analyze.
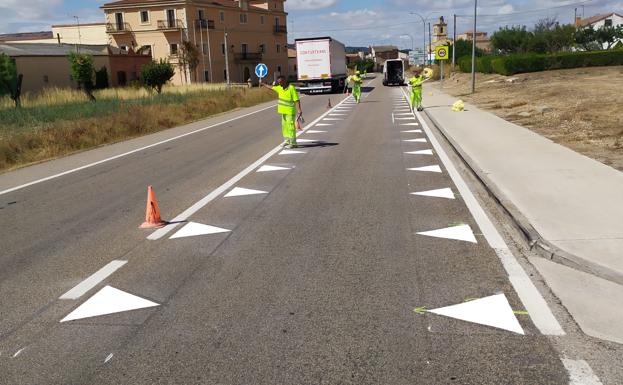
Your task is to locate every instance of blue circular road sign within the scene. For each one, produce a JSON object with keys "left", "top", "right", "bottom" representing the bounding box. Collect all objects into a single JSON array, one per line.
[{"left": 255, "top": 63, "right": 268, "bottom": 78}]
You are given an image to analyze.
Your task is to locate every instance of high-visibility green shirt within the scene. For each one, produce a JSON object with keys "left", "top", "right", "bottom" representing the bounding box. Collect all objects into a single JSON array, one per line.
[
  {"left": 409, "top": 75, "right": 424, "bottom": 88},
  {"left": 272, "top": 84, "right": 299, "bottom": 115},
  {"left": 348, "top": 75, "right": 362, "bottom": 86}
]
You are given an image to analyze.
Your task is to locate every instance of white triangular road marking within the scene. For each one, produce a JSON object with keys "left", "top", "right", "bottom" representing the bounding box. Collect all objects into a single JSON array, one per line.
[
  {"left": 417, "top": 224, "right": 477, "bottom": 243},
  {"left": 257, "top": 165, "right": 292, "bottom": 172},
  {"left": 401, "top": 123, "right": 419, "bottom": 126},
  {"left": 306, "top": 130, "right": 327, "bottom": 134},
  {"left": 324, "top": 118, "right": 344, "bottom": 121},
  {"left": 170, "top": 222, "right": 231, "bottom": 239},
  {"left": 429, "top": 294, "right": 524, "bottom": 335},
  {"left": 316, "top": 123, "right": 333, "bottom": 126},
  {"left": 296, "top": 139, "right": 317, "bottom": 143},
  {"left": 403, "top": 138, "right": 427, "bottom": 143},
  {"left": 329, "top": 113, "right": 347, "bottom": 116},
  {"left": 405, "top": 149, "right": 434, "bottom": 155},
  {"left": 394, "top": 113, "right": 413, "bottom": 116},
  {"left": 224, "top": 187, "right": 268, "bottom": 198},
  {"left": 411, "top": 188, "right": 455, "bottom": 199},
  {"left": 60, "top": 286, "right": 159, "bottom": 322},
  {"left": 280, "top": 149, "right": 306, "bottom": 155},
  {"left": 407, "top": 165, "right": 442, "bottom": 173},
  {"left": 401, "top": 129, "right": 423, "bottom": 133},
  {"left": 396, "top": 117, "right": 416, "bottom": 120}
]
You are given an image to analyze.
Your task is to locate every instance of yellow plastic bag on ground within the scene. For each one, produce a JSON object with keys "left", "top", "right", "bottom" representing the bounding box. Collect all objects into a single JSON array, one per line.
[{"left": 452, "top": 100, "right": 465, "bottom": 112}]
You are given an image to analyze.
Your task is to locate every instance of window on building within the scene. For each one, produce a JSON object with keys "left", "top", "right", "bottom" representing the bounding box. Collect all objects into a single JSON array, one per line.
[
  {"left": 275, "top": 17, "right": 280, "bottom": 26},
  {"left": 277, "top": 65, "right": 282, "bottom": 73},
  {"left": 140, "top": 10, "right": 149, "bottom": 23},
  {"left": 276, "top": 44, "right": 281, "bottom": 53},
  {"left": 202, "top": 43, "right": 209, "bottom": 55},
  {"left": 241, "top": 43, "right": 248, "bottom": 53},
  {"left": 260, "top": 15, "right": 265, "bottom": 24},
  {"left": 119, "top": 45, "right": 128, "bottom": 52},
  {"left": 43, "top": 75, "right": 49, "bottom": 83},
  {"left": 204, "top": 70, "right": 210, "bottom": 82},
  {"left": 240, "top": 13, "right": 248, "bottom": 24},
  {"left": 224, "top": 69, "right": 227, "bottom": 80},
  {"left": 170, "top": 43, "right": 178, "bottom": 55},
  {"left": 219, "top": 11, "right": 225, "bottom": 22},
  {"left": 198, "top": 9, "right": 205, "bottom": 20},
  {"left": 604, "top": 19, "right": 613, "bottom": 27},
  {"left": 221, "top": 43, "right": 226, "bottom": 55},
  {"left": 259, "top": 43, "right": 265, "bottom": 53}
]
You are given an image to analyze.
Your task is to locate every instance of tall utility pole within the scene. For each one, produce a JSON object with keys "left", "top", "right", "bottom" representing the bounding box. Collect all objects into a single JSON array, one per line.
[
  {"left": 73, "top": 16, "right": 82, "bottom": 53},
  {"left": 206, "top": 22, "right": 213, "bottom": 83},
  {"left": 471, "top": 0, "right": 477, "bottom": 94},
  {"left": 428, "top": 22, "right": 432, "bottom": 65},
  {"left": 224, "top": 31, "right": 230, "bottom": 85},
  {"left": 452, "top": 14, "right": 457, "bottom": 70}
]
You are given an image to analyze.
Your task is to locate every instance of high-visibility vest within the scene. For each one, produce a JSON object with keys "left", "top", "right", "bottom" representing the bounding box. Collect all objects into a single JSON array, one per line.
[
  {"left": 273, "top": 85, "right": 299, "bottom": 115},
  {"left": 409, "top": 75, "right": 423, "bottom": 88}
]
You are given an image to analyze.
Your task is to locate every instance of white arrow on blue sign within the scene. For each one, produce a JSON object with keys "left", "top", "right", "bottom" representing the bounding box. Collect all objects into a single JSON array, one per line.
[{"left": 255, "top": 63, "right": 268, "bottom": 78}]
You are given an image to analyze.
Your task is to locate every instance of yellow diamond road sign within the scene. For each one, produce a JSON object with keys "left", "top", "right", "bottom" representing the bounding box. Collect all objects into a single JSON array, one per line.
[{"left": 435, "top": 46, "right": 449, "bottom": 60}]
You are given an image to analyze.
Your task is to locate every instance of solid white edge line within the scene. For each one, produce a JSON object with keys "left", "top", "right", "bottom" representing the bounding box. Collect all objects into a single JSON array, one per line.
[
  {"left": 59, "top": 260, "right": 128, "bottom": 300},
  {"left": 0, "top": 103, "right": 277, "bottom": 197},
  {"left": 400, "top": 87, "right": 565, "bottom": 336},
  {"left": 148, "top": 92, "right": 355, "bottom": 241}
]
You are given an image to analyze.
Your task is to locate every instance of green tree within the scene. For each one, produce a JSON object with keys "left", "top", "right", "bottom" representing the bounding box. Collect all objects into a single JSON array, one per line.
[
  {"left": 449, "top": 39, "right": 485, "bottom": 60},
  {"left": 348, "top": 58, "right": 374, "bottom": 72},
  {"left": 595, "top": 25, "right": 623, "bottom": 50},
  {"left": 490, "top": 26, "right": 532, "bottom": 54},
  {"left": 574, "top": 26, "right": 600, "bottom": 51},
  {"left": 178, "top": 41, "right": 200, "bottom": 83},
  {"left": 141, "top": 59, "right": 174, "bottom": 94},
  {"left": 68, "top": 52, "right": 96, "bottom": 101},
  {"left": 0, "top": 53, "right": 23, "bottom": 108}
]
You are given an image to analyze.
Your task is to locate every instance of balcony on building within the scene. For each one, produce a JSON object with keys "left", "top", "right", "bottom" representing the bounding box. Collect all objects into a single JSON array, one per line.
[
  {"left": 234, "top": 52, "right": 262, "bottom": 62},
  {"left": 157, "top": 19, "right": 184, "bottom": 31},
  {"left": 195, "top": 19, "right": 215, "bottom": 30},
  {"left": 274, "top": 25, "right": 287, "bottom": 34},
  {"left": 106, "top": 22, "right": 131, "bottom": 34}
]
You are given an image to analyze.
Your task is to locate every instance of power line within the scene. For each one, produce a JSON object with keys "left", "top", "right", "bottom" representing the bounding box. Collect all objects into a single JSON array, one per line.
[{"left": 456, "top": 0, "right": 594, "bottom": 18}]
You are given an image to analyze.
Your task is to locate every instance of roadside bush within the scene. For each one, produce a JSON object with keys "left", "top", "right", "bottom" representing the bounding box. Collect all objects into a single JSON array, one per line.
[
  {"left": 457, "top": 55, "right": 496, "bottom": 73},
  {"left": 141, "top": 60, "right": 174, "bottom": 93},
  {"left": 491, "top": 50, "right": 623, "bottom": 75}
]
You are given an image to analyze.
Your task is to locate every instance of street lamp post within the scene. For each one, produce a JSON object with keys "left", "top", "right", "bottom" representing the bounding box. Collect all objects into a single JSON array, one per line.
[
  {"left": 409, "top": 12, "right": 427, "bottom": 66},
  {"left": 471, "top": 0, "right": 477, "bottom": 93}
]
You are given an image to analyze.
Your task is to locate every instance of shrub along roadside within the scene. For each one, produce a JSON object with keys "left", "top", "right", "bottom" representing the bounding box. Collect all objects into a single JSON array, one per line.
[
  {"left": 458, "top": 50, "right": 623, "bottom": 75},
  {"left": 0, "top": 87, "right": 274, "bottom": 172}
]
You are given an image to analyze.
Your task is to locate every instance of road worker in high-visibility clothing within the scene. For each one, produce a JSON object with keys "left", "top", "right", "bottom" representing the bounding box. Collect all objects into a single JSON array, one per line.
[
  {"left": 408, "top": 69, "right": 425, "bottom": 111},
  {"left": 347, "top": 70, "right": 363, "bottom": 103},
  {"left": 260, "top": 75, "right": 303, "bottom": 148}
]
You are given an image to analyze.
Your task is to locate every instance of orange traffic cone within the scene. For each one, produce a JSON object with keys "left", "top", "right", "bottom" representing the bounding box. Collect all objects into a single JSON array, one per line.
[
  {"left": 327, "top": 98, "right": 332, "bottom": 108},
  {"left": 139, "top": 186, "right": 167, "bottom": 229}
]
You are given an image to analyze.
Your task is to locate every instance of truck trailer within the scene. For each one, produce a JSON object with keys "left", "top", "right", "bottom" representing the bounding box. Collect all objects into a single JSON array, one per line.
[
  {"left": 383, "top": 59, "right": 406, "bottom": 86},
  {"left": 295, "top": 37, "right": 347, "bottom": 94}
]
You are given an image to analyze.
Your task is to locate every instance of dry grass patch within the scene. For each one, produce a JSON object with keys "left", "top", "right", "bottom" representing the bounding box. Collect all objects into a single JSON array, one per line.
[
  {"left": 439, "top": 66, "right": 623, "bottom": 171},
  {"left": 0, "top": 85, "right": 273, "bottom": 172}
]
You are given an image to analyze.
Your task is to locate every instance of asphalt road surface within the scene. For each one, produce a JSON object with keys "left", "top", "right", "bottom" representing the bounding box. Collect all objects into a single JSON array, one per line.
[{"left": 0, "top": 76, "right": 592, "bottom": 384}]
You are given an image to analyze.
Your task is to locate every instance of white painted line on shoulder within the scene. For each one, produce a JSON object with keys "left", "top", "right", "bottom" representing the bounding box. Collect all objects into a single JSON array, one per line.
[
  {"left": 562, "top": 359, "right": 603, "bottom": 385},
  {"left": 60, "top": 260, "right": 128, "bottom": 300},
  {"left": 0, "top": 103, "right": 277, "bottom": 197},
  {"left": 148, "top": 94, "right": 351, "bottom": 240},
  {"left": 400, "top": 88, "right": 565, "bottom": 336}
]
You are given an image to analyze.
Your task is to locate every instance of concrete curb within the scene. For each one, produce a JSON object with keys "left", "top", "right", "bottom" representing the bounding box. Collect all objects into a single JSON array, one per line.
[{"left": 423, "top": 107, "right": 623, "bottom": 287}]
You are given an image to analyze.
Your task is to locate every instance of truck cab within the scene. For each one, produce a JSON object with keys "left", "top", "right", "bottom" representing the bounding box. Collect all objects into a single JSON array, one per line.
[{"left": 383, "top": 59, "right": 406, "bottom": 86}]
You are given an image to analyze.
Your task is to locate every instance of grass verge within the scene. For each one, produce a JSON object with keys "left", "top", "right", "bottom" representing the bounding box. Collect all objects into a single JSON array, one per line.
[{"left": 0, "top": 85, "right": 274, "bottom": 172}]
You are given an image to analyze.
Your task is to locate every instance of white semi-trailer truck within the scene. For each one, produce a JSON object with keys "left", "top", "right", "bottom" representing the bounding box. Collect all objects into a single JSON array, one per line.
[{"left": 295, "top": 37, "right": 347, "bottom": 94}]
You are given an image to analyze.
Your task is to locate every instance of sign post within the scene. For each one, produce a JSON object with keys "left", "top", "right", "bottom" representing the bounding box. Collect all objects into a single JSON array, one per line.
[
  {"left": 255, "top": 63, "right": 268, "bottom": 82},
  {"left": 435, "top": 46, "right": 449, "bottom": 83}
]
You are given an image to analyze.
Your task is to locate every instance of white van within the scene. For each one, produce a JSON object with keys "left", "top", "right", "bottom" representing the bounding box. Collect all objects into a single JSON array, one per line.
[{"left": 383, "top": 59, "right": 406, "bottom": 86}]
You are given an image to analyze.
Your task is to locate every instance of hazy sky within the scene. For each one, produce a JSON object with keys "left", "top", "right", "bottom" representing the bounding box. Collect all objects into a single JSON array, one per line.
[{"left": 1, "top": 0, "right": 621, "bottom": 48}]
